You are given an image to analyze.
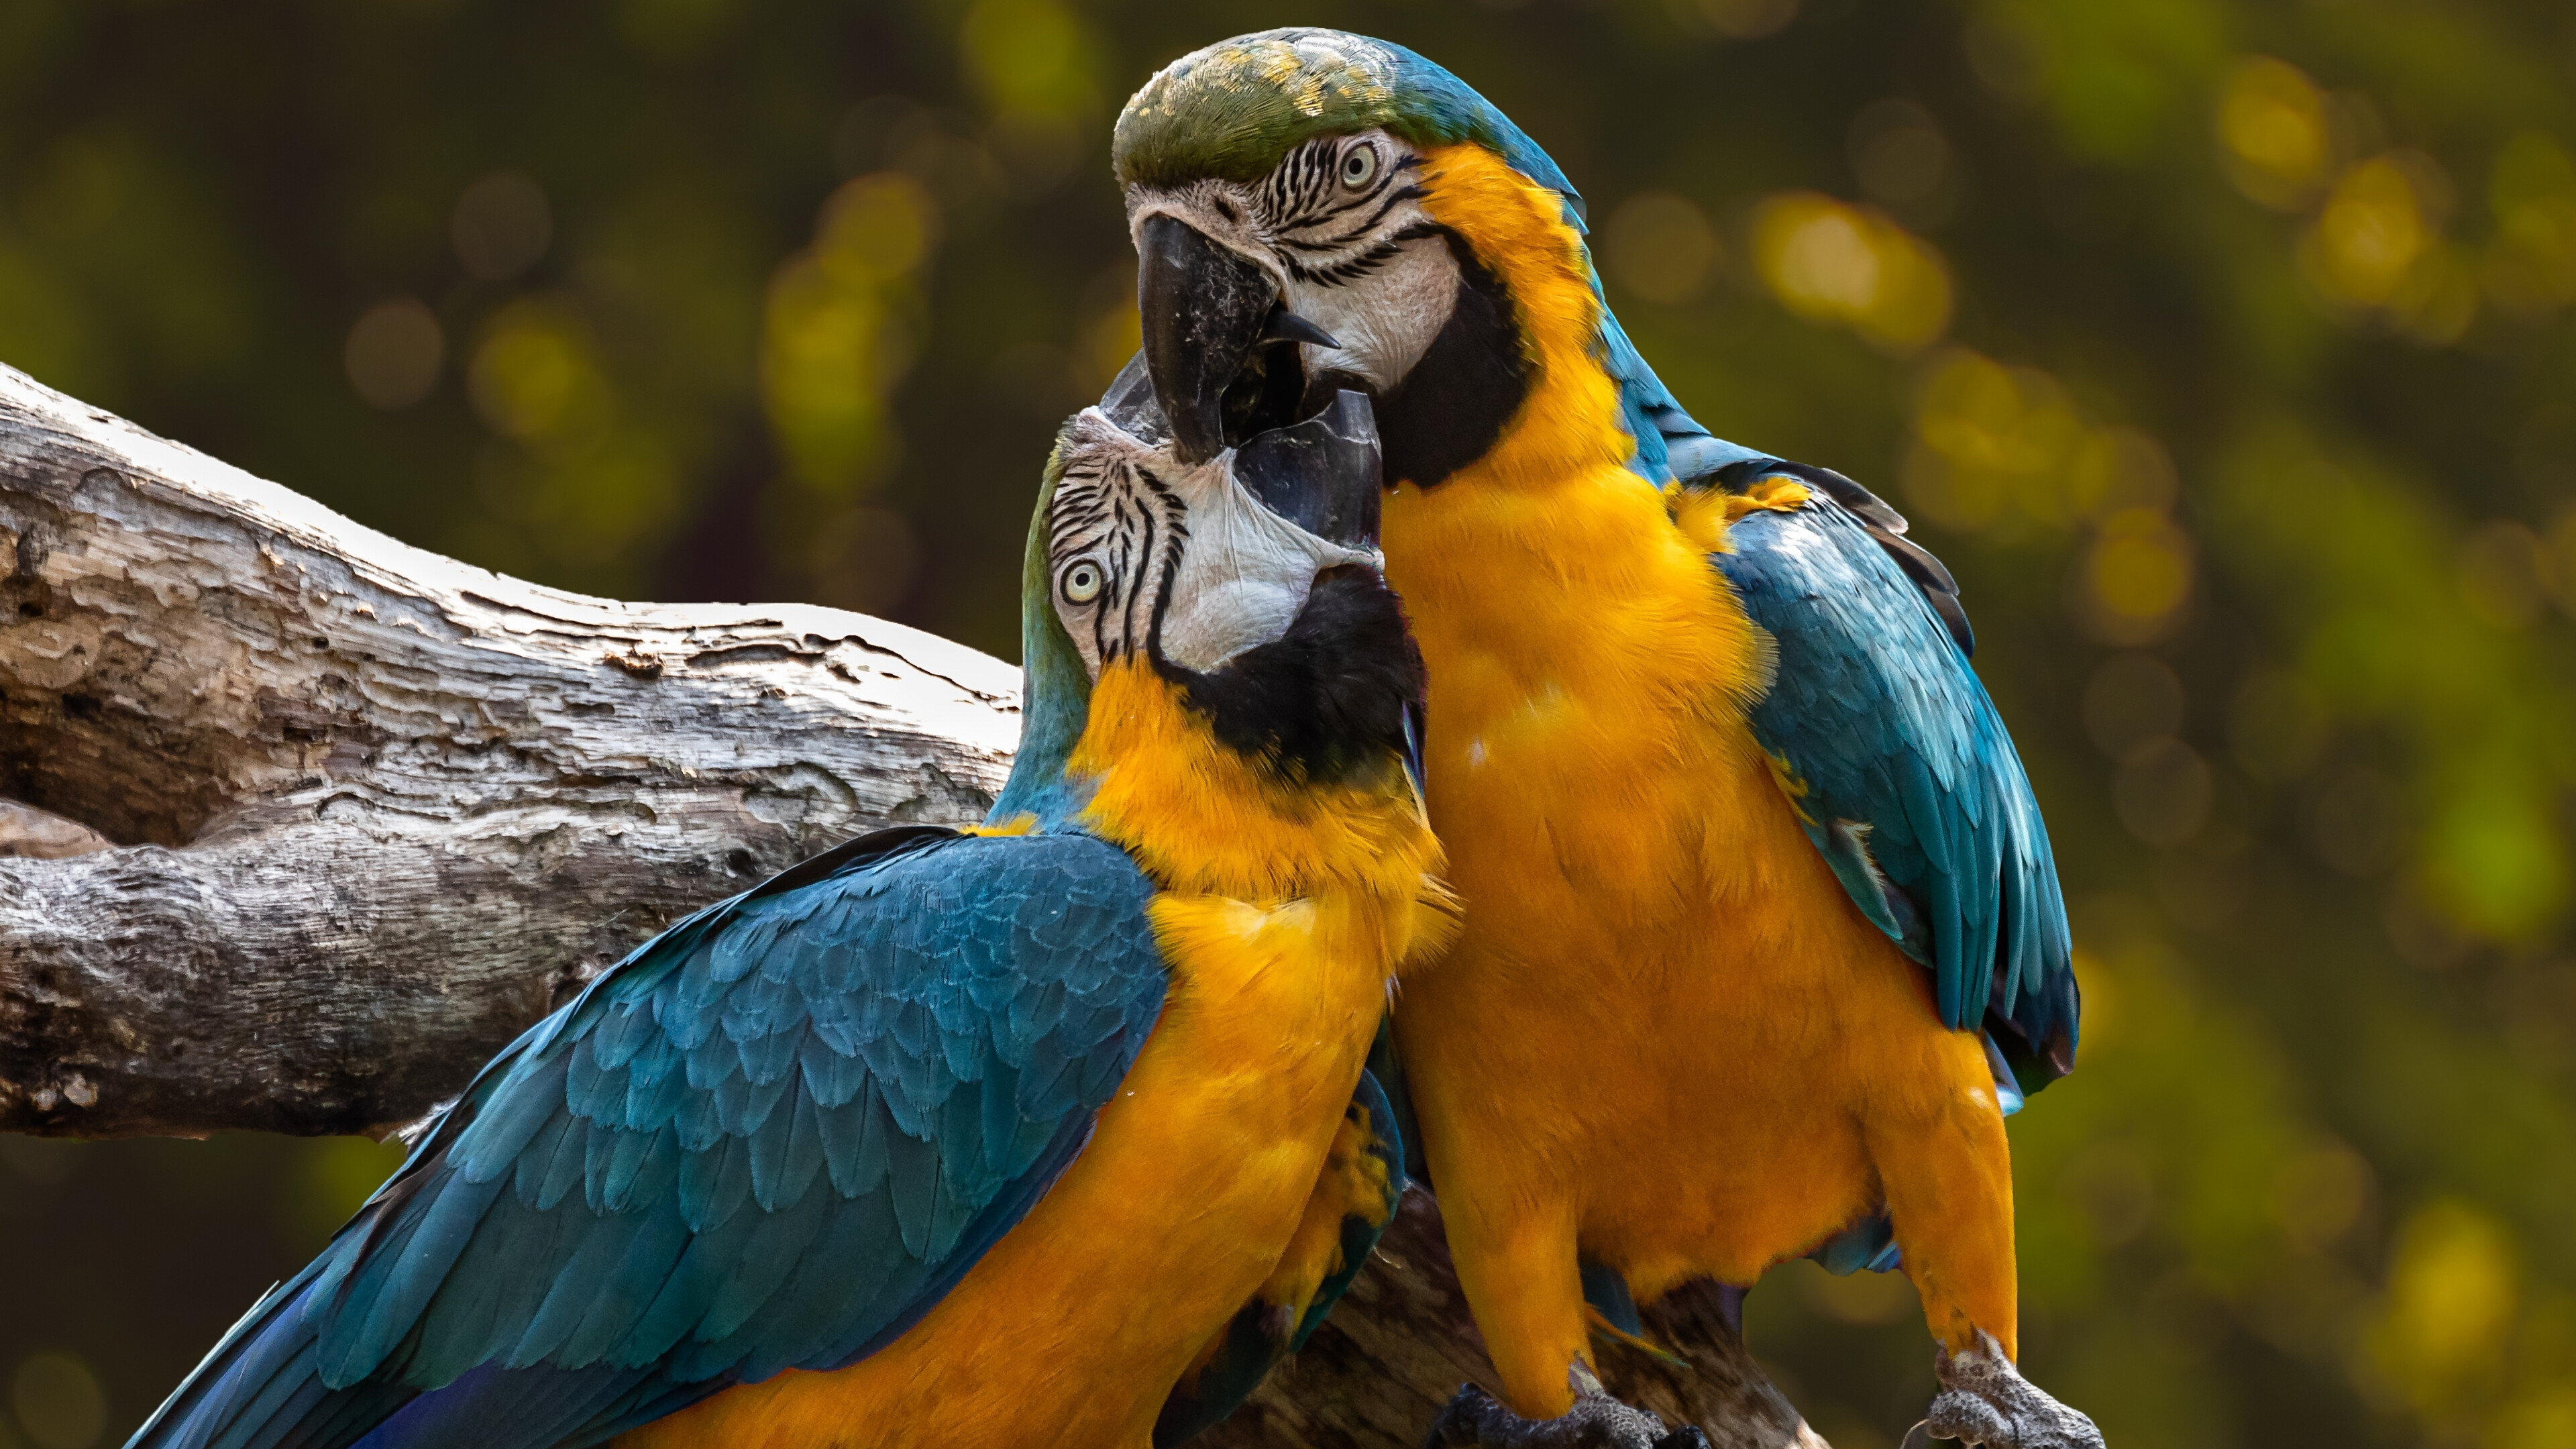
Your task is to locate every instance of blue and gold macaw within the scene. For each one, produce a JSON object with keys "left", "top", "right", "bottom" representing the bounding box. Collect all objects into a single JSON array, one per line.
[
  {"left": 126, "top": 392, "right": 1452, "bottom": 1449},
  {"left": 1110, "top": 30, "right": 2098, "bottom": 1448}
]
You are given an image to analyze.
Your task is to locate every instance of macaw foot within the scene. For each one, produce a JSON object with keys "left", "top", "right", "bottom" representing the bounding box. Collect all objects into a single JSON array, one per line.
[
  {"left": 1900, "top": 1331, "right": 2102, "bottom": 1449},
  {"left": 1424, "top": 1366, "right": 1710, "bottom": 1449}
]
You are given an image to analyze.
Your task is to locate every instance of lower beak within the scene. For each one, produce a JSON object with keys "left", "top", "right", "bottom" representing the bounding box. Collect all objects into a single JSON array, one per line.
[{"left": 1233, "top": 390, "right": 1381, "bottom": 550}]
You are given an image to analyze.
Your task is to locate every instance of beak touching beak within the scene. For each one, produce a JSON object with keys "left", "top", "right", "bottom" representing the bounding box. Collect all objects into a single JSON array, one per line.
[
  {"left": 1134, "top": 213, "right": 1339, "bottom": 465},
  {"left": 1234, "top": 389, "right": 1381, "bottom": 551}
]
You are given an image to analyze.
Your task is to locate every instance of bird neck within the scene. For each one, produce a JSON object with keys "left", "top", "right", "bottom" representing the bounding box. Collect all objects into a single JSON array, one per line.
[
  {"left": 1065, "top": 657, "right": 1451, "bottom": 959},
  {"left": 1407, "top": 141, "right": 1638, "bottom": 492},
  {"left": 1381, "top": 145, "right": 1776, "bottom": 772}
]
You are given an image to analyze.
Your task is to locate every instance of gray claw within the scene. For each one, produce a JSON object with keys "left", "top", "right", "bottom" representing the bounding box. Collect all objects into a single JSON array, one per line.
[
  {"left": 1921, "top": 1332, "right": 2103, "bottom": 1449},
  {"left": 1425, "top": 1364, "right": 1707, "bottom": 1448}
]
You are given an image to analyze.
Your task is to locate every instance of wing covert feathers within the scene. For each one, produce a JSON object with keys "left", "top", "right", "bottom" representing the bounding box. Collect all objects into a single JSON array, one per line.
[{"left": 133, "top": 827, "right": 1169, "bottom": 1449}]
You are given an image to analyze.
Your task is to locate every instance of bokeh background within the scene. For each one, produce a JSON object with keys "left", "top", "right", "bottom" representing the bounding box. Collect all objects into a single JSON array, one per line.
[{"left": 3, "top": 0, "right": 2573, "bottom": 1444}]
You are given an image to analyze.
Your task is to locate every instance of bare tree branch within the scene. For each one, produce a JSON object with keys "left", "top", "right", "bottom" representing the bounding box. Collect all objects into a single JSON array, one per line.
[
  {"left": 0, "top": 363, "right": 1018, "bottom": 1137},
  {"left": 0, "top": 363, "right": 1823, "bottom": 1447}
]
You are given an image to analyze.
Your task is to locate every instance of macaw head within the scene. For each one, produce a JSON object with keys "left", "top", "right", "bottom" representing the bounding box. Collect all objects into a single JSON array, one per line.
[
  {"left": 1114, "top": 28, "right": 1648, "bottom": 492},
  {"left": 989, "top": 382, "right": 1425, "bottom": 824}
]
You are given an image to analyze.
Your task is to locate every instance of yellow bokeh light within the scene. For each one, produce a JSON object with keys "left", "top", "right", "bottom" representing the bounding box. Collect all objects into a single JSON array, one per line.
[
  {"left": 2491, "top": 1387, "right": 2576, "bottom": 1449},
  {"left": 1751, "top": 191, "right": 1951, "bottom": 352},
  {"left": 1904, "top": 347, "right": 2168, "bottom": 538},
  {"left": 2082, "top": 507, "right": 2195, "bottom": 641},
  {"left": 816, "top": 172, "right": 937, "bottom": 284},
  {"left": 469, "top": 298, "right": 612, "bottom": 449},
  {"left": 961, "top": 0, "right": 1098, "bottom": 119},
  {"left": 2369, "top": 1199, "right": 2516, "bottom": 1412},
  {"left": 2306, "top": 157, "right": 2428, "bottom": 307},
  {"left": 763, "top": 172, "right": 940, "bottom": 498},
  {"left": 2216, "top": 56, "right": 2331, "bottom": 209},
  {"left": 2294, "top": 152, "right": 2480, "bottom": 341}
]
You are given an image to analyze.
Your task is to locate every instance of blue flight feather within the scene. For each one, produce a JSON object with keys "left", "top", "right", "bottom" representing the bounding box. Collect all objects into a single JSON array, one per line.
[
  {"left": 1707, "top": 487, "right": 2078, "bottom": 1089},
  {"left": 129, "top": 825, "right": 1169, "bottom": 1449}
]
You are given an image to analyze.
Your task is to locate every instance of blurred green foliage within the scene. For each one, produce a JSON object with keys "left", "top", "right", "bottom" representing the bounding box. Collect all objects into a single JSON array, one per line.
[{"left": 1, "top": 0, "right": 2573, "bottom": 1445}]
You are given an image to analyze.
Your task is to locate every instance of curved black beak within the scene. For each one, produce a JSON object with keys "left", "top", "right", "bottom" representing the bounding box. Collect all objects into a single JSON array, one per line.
[
  {"left": 1234, "top": 390, "right": 1381, "bottom": 549},
  {"left": 1135, "top": 213, "right": 1338, "bottom": 464}
]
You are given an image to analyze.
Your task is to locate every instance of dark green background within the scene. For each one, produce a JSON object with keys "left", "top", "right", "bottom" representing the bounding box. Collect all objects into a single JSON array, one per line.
[{"left": 3, "top": 1, "right": 2573, "bottom": 1445}]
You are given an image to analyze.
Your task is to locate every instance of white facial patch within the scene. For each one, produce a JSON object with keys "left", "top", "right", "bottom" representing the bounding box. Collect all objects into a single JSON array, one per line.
[
  {"left": 1125, "top": 129, "right": 1464, "bottom": 396},
  {"left": 1126, "top": 181, "right": 1295, "bottom": 301},
  {"left": 1285, "top": 238, "right": 1459, "bottom": 392},
  {"left": 1048, "top": 409, "right": 1381, "bottom": 678}
]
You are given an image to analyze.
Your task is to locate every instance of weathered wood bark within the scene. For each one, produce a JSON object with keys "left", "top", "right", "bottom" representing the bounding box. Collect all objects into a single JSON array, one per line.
[
  {"left": 0, "top": 363, "right": 1823, "bottom": 1448},
  {"left": 0, "top": 363, "right": 1021, "bottom": 1137}
]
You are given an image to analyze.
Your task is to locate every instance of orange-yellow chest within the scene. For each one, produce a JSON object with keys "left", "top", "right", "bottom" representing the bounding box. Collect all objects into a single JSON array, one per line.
[
  {"left": 619, "top": 664, "right": 1444, "bottom": 1449},
  {"left": 1380, "top": 150, "right": 1967, "bottom": 1263},
  {"left": 1384, "top": 144, "right": 1784, "bottom": 925}
]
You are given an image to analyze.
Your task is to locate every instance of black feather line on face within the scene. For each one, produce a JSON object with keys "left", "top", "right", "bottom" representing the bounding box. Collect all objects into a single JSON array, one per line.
[
  {"left": 1259, "top": 136, "right": 1403, "bottom": 237},
  {"left": 1049, "top": 449, "right": 1189, "bottom": 666},
  {"left": 1297, "top": 229, "right": 1528, "bottom": 491},
  {"left": 1140, "top": 469, "right": 1189, "bottom": 664}
]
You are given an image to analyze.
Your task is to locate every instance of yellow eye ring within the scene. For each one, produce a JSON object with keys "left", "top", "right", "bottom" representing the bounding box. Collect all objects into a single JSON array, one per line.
[
  {"left": 1061, "top": 560, "right": 1104, "bottom": 604},
  {"left": 1341, "top": 146, "right": 1377, "bottom": 189}
]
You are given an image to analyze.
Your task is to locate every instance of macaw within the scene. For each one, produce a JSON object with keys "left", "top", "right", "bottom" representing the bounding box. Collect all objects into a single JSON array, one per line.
[
  {"left": 1106, "top": 28, "right": 2100, "bottom": 1449},
  {"left": 125, "top": 390, "right": 1453, "bottom": 1449}
]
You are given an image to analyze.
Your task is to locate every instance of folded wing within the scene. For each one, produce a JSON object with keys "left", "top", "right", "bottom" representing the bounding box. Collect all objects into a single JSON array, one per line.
[
  {"left": 131, "top": 826, "right": 1170, "bottom": 1449},
  {"left": 1701, "top": 461, "right": 2078, "bottom": 1092}
]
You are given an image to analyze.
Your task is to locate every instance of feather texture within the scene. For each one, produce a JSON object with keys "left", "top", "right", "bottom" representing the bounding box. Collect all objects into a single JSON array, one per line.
[
  {"left": 131, "top": 826, "right": 1168, "bottom": 1449},
  {"left": 1704, "top": 482, "right": 2078, "bottom": 1089}
]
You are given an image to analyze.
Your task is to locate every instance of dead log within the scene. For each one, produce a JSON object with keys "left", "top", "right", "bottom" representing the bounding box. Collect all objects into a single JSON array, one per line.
[
  {"left": 0, "top": 362, "right": 1823, "bottom": 1447},
  {"left": 0, "top": 362, "right": 1020, "bottom": 1137}
]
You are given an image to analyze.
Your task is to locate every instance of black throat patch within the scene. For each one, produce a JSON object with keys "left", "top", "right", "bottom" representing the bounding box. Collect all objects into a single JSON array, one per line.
[
  {"left": 1322, "top": 229, "right": 1530, "bottom": 491},
  {"left": 1157, "top": 566, "right": 1425, "bottom": 788}
]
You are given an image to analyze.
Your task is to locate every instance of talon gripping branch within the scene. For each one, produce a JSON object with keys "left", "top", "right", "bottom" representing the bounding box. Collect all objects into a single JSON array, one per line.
[{"left": 1112, "top": 29, "right": 2097, "bottom": 1448}]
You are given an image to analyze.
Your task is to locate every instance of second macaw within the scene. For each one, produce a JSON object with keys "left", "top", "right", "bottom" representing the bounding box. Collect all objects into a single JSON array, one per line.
[
  {"left": 1109, "top": 28, "right": 2100, "bottom": 1449},
  {"left": 123, "top": 390, "right": 1444, "bottom": 1449}
]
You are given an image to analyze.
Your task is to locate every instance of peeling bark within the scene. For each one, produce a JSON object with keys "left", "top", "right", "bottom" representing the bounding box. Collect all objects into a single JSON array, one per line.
[{"left": 0, "top": 363, "right": 1823, "bottom": 1447}]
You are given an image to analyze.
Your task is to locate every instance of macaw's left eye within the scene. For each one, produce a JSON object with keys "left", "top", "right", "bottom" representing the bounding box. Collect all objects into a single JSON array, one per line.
[
  {"left": 1061, "top": 561, "right": 1104, "bottom": 604},
  {"left": 1341, "top": 146, "right": 1377, "bottom": 189}
]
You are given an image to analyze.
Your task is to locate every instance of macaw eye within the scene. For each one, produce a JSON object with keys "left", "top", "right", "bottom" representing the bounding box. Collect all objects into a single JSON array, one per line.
[
  {"left": 1060, "top": 560, "right": 1104, "bottom": 604},
  {"left": 1340, "top": 145, "right": 1378, "bottom": 190}
]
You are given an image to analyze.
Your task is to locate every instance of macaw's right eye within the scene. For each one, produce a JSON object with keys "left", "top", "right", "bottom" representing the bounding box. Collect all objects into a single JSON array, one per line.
[
  {"left": 1061, "top": 561, "right": 1104, "bottom": 604},
  {"left": 1340, "top": 145, "right": 1378, "bottom": 189}
]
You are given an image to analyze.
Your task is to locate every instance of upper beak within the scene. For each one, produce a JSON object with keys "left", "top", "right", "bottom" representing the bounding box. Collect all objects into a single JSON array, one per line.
[{"left": 1135, "top": 213, "right": 1337, "bottom": 464}]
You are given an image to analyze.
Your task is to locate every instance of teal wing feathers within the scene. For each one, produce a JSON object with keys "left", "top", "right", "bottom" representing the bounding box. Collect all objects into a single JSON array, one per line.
[
  {"left": 1597, "top": 327, "right": 2076, "bottom": 1087},
  {"left": 1702, "top": 462, "right": 2078, "bottom": 1091},
  {"left": 129, "top": 826, "right": 1169, "bottom": 1449}
]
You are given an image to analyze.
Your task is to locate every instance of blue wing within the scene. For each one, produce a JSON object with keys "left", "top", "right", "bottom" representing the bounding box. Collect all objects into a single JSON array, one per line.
[
  {"left": 1701, "top": 461, "right": 2077, "bottom": 1092},
  {"left": 1594, "top": 303, "right": 2074, "bottom": 1089},
  {"left": 131, "top": 825, "right": 1169, "bottom": 1449}
]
